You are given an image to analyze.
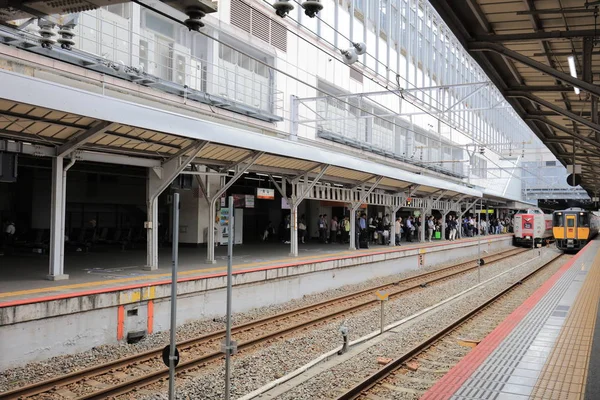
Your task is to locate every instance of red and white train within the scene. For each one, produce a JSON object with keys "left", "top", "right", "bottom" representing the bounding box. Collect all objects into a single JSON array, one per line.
[{"left": 513, "top": 208, "right": 553, "bottom": 247}]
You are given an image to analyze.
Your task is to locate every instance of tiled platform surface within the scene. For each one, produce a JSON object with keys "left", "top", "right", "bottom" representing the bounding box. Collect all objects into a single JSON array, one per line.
[{"left": 422, "top": 239, "right": 600, "bottom": 400}]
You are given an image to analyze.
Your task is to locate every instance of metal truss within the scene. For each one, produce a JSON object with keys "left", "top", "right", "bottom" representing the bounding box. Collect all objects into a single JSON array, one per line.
[{"left": 296, "top": 183, "right": 461, "bottom": 213}]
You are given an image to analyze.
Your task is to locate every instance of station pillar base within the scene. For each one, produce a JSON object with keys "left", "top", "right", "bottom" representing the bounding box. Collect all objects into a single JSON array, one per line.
[{"left": 46, "top": 274, "right": 69, "bottom": 281}]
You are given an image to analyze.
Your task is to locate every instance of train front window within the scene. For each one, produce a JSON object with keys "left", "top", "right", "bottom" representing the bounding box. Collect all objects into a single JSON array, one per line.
[
  {"left": 579, "top": 213, "right": 590, "bottom": 227},
  {"left": 553, "top": 213, "right": 564, "bottom": 227},
  {"left": 567, "top": 218, "right": 575, "bottom": 227}
]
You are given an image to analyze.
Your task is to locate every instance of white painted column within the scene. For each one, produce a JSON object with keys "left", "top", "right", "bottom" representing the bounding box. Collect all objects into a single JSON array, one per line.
[
  {"left": 290, "top": 202, "right": 298, "bottom": 256},
  {"left": 144, "top": 174, "right": 160, "bottom": 271},
  {"left": 420, "top": 208, "right": 426, "bottom": 242},
  {"left": 389, "top": 204, "right": 403, "bottom": 246},
  {"left": 442, "top": 212, "right": 448, "bottom": 241},
  {"left": 206, "top": 199, "right": 217, "bottom": 263},
  {"left": 349, "top": 206, "right": 357, "bottom": 250},
  {"left": 48, "top": 157, "right": 69, "bottom": 280}
]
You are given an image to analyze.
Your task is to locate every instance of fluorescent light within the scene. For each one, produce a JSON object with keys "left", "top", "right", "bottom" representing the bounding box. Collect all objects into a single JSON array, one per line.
[{"left": 567, "top": 56, "right": 580, "bottom": 95}]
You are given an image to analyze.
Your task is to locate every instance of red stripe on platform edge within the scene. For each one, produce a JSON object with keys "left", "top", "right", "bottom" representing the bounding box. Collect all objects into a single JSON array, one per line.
[
  {"left": 420, "top": 242, "right": 593, "bottom": 400},
  {"left": 0, "top": 235, "right": 509, "bottom": 308}
]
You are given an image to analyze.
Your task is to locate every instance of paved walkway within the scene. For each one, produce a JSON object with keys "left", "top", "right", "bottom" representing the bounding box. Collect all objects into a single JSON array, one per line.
[{"left": 422, "top": 239, "right": 600, "bottom": 400}]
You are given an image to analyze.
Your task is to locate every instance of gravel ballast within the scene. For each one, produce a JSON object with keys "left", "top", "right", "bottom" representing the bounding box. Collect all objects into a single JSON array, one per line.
[
  {"left": 0, "top": 248, "right": 512, "bottom": 392},
  {"left": 138, "top": 249, "right": 559, "bottom": 400}
]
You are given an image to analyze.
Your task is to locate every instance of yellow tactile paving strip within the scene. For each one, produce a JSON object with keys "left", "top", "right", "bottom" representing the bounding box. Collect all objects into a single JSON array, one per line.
[{"left": 530, "top": 253, "right": 600, "bottom": 400}]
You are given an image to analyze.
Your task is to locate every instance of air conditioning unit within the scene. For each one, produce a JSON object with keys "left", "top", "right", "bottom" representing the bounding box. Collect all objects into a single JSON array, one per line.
[
  {"left": 169, "top": 42, "right": 191, "bottom": 87},
  {"left": 139, "top": 29, "right": 158, "bottom": 76},
  {"left": 189, "top": 58, "right": 203, "bottom": 91}
]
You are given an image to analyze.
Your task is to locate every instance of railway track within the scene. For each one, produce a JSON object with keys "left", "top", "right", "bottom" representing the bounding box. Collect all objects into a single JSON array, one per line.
[
  {"left": 0, "top": 247, "right": 528, "bottom": 400},
  {"left": 334, "top": 253, "right": 566, "bottom": 400}
]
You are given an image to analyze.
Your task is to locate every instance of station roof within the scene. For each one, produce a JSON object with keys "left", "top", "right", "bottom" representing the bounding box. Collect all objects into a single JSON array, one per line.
[
  {"left": 430, "top": 0, "right": 600, "bottom": 197},
  {"left": 0, "top": 69, "right": 482, "bottom": 198}
]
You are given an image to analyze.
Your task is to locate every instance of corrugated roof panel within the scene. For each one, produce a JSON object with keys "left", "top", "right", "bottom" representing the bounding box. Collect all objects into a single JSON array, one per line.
[
  {"left": 37, "top": 125, "right": 65, "bottom": 137},
  {"left": 0, "top": 100, "right": 15, "bottom": 110},
  {"left": 93, "top": 134, "right": 121, "bottom": 146},
  {"left": 43, "top": 111, "right": 69, "bottom": 121},
  {"left": 52, "top": 127, "right": 81, "bottom": 140},
  {"left": 10, "top": 104, "right": 36, "bottom": 115}
]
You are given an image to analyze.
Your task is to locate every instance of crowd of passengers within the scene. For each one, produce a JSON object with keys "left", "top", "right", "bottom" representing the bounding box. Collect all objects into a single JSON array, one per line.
[{"left": 261, "top": 213, "right": 514, "bottom": 246}]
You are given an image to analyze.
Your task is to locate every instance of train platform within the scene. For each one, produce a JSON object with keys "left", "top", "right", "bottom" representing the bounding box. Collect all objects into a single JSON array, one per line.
[
  {"left": 0, "top": 235, "right": 511, "bottom": 306},
  {"left": 422, "top": 238, "right": 600, "bottom": 400},
  {"left": 0, "top": 234, "right": 514, "bottom": 369}
]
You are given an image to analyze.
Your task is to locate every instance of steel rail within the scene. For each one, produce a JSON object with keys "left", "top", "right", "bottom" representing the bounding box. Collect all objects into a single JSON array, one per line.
[
  {"left": 335, "top": 253, "right": 565, "bottom": 400},
  {"left": 0, "top": 248, "right": 527, "bottom": 400}
]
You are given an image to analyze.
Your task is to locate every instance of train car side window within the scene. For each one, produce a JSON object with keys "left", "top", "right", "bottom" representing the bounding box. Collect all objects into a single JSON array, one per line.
[{"left": 553, "top": 214, "right": 564, "bottom": 227}]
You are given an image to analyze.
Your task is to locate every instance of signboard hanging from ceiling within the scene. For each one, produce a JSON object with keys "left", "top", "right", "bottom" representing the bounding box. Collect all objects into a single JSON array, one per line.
[{"left": 256, "top": 188, "right": 275, "bottom": 200}]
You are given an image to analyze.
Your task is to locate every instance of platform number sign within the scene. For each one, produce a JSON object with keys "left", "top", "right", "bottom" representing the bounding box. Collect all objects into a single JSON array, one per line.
[{"left": 418, "top": 254, "right": 424, "bottom": 267}]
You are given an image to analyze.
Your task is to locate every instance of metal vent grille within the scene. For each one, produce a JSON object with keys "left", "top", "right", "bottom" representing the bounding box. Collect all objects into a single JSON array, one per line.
[
  {"left": 350, "top": 67, "right": 363, "bottom": 83},
  {"left": 230, "top": 0, "right": 287, "bottom": 52},
  {"left": 270, "top": 20, "right": 287, "bottom": 52},
  {"left": 251, "top": 9, "right": 270, "bottom": 43},
  {"left": 230, "top": 0, "right": 251, "bottom": 33}
]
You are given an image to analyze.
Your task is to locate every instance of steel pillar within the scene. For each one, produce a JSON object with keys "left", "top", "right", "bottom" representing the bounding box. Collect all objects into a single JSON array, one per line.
[
  {"left": 206, "top": 152, "right": 264, "bottom": 263},
  {"left": 288, "top": 166, "right": 329, "bottom": 256},
  {"left": 349, "top": 176, "right": 384, "bottom": 250},
  {"left": 48, "top": 157, "right": 69, "bottom": 280},
  {"left": 441, "top": 211, "right": 448, "bottom": 241},
  {"left": 420, "top": 208, "right": 426, "bottom": 242},
  {"left": 145, "top": 141, "right": 208, "bottom": 270},
  {"left": 458, "top": 198, "right": 479, "bottom": 238},
  {"left": 60, "top": 158, "right": 76, "bottom": 272},
  {"left": 389, "top": 197, "right": 403, "bottom": 246}
]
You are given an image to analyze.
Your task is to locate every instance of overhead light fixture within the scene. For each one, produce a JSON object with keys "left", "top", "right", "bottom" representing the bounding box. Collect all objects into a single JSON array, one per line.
[{"left": 567, "top": 55, "right": 580, "bottom": 95}]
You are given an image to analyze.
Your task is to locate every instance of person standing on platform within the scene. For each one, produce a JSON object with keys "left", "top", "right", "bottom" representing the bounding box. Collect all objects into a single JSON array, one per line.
[
  {"left": 405, "top": 216, "right": 414, "bottom": 242},
  {"left": 330, "top": 216, "right": 338, "bottom": 244},
  {"left": 1, "top": 220, "right": 15, "bottom": 256},
  {"left": 318, "top": 214, "right": 326, "bottom": 243},
  {"left": 342, "top": 216, "right": 350, "bottom": 243},
  {"left": 358, "top": 212, "right": 367, "bottom": 248},
  {"left": 448, "top": 216, "right": 456, "bottom": 241},
  {"left": 427, "top": 216, "right": 435, "bottom": 242},
  {"left": 395, "top": 217, "right": 402, "bottom": 246},
  {"left": 298, "top": 216, "right": 307, "bottom": 244}
]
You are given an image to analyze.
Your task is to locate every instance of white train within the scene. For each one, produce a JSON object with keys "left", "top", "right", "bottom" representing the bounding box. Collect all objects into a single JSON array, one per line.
[{"left": 513, "top": 208, "right": 553, "bottom": 247}]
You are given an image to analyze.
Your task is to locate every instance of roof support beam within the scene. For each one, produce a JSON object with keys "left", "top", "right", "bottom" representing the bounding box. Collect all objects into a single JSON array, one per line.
[
  {"left": 583, "top": 37, "right": 599, "bottom": 142},
  {"left": 473, "top": 30, "right": 599, "bottom": 42},
  {"left": 295, "top": 166, "right": 330, "bottom": 204},
  {"left": 510, "top": 93, "right": 600, "bottom": 135},
  {"left": 469, "top": 42, "right": 600, "bottom": 98},
  {"left": 509, "top": 85, "right": 572, "bottom": 92},
  {"left": 56, "top": 121, "right": 115, "bottom": 157}
]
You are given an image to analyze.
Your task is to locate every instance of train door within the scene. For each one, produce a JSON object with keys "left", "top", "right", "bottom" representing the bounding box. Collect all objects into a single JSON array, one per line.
[{"left": 566, "top": 214, "right": 577, "bottom": 240}]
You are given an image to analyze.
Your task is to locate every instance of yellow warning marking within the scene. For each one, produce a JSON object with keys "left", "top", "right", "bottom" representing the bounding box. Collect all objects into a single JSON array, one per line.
[
  {"left": 419, "top": 248, "right": 427, "bottom": 254},
  {"left": 375, "top": 290, "right": 389, "bottom": 301}
]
